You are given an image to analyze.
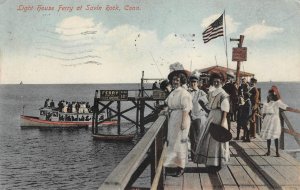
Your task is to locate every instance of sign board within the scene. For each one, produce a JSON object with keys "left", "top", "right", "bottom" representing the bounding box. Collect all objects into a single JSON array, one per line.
[
  {"left": 100, "top": 90, "right": 128, "bottom": 101},
  {"left": 152, "top": 90, "right": 166, "bottom": 100},
  {"left": 232, "top": 47, "right": 247, "bottom": 61}
]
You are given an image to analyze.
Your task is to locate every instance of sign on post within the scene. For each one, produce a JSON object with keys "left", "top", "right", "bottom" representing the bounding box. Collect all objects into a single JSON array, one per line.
[
  {"left": 100, "top": 90, "right": 128, "bottom": 101},
  {"left": 232, "top": 47, "right": 247, "bottom": 61}
]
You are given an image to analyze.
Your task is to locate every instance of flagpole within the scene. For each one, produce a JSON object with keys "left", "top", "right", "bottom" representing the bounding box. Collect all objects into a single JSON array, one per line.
[{"left": 223, "top": 10, "right": 229, "bottom": 71}]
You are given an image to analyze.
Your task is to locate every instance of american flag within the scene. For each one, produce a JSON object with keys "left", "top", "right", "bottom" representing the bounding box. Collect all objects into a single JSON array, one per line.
[{"left": 202, "top": 14, "right": 224, "bottom": 43}]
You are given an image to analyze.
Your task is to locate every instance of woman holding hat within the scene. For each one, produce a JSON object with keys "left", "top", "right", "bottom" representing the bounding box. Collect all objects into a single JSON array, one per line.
[
  {"left": 194, "top": 72, "right": 230, "bottom": 170},
  {"left": 261, "top": 86, "right": 300, "bottom": 157},
  {"left": 163, "top": 70, "right": 192, "bottom": 177}
]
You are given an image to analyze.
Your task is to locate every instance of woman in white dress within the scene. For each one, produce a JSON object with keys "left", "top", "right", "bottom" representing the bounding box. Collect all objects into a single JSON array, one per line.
[
  {"left": 261, "top": 86, "right": 300, "bottom": 157},
  {"left": 163, "top": 70, "right": 192, "bottom": 177},
  {"left": 194, "top": 72, "right": 230, "bottom": 170}
]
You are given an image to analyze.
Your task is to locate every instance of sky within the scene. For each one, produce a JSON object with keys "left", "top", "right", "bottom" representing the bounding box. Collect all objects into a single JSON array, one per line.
[{"left": 0, "top": 0, "right": 300, "bottom": 84}]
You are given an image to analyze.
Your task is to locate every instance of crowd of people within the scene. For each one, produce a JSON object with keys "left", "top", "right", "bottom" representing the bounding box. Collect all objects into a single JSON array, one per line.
[
  {"left": 160, "top": 68, "right": 300, "bottom": 177},
  {"left": 43, "top": 99, "right": 92, "bottom": 114}
]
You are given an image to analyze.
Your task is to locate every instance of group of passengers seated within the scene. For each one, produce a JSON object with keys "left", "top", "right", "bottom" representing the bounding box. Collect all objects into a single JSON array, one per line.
[
  {"left": 44, "top": 99, "right": 92, "bottom": 113},
  {"left": 59, "top": 115, "right": 91, "bottom": 121}
]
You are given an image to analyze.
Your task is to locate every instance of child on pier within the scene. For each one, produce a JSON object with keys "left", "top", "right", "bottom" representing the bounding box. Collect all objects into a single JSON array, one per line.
[{"left": 261, "top": 86, "right": 300, "bottom": 157}]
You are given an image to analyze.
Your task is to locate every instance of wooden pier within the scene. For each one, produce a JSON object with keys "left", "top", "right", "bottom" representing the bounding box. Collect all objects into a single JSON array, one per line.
[
  {"left": 99, "top": 111, "right": 300, "bottom": 190},
  {"left": 164, "top": 125, "right": 300, "bottom": 190}
]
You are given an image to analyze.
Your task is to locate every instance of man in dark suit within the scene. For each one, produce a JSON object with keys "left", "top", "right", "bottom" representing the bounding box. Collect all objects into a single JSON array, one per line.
[
  {"left": 223, "top": 71, "right": 238, "bottom": 131},
  {"left": 248, "top": 77, "right": 259, "bottom": 138}
]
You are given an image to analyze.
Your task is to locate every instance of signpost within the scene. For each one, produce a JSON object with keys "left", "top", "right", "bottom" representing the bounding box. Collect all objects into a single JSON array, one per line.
[
  {"left": 230, "top": 35, "right": 246, "bottom": 86},
  {"left": 100, "top": 90, "right": 128, "bottom": 101},
  {"left": 232, "top": 47, "right": 247, "bottom": 62}
]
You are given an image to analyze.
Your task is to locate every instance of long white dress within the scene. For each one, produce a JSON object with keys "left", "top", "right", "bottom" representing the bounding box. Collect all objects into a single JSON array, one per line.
[
  {"left": 163, "top": 87, "right": 192, "bottom": 169},
  {"left": 194, "top": 87, "right": 230, "bottom": 166},
  {"left": 260, "top": 100, "right": 288, "bottom": 140}
]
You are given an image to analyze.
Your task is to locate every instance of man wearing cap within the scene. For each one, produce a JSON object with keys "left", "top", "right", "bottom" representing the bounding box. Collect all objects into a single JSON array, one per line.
[
  {"left": 249, "top": 77, "right": 259, "bottom": 138},
  {"left": 238, "top": 78, "right": 249, "bottom": 97},
  {"left": 188, "top": 75, "right": 208, "bottom": 160}
]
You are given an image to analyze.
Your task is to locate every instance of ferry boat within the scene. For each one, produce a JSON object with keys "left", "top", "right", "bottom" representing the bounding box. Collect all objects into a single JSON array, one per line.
[{"left": 21, "top": 107, "right": 116, "bottom": 129}]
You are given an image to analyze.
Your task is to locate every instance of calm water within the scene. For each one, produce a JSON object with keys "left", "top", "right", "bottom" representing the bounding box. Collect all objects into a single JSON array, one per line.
[{"left": 0, "top": 82, "right": 300, "bottom": 189}]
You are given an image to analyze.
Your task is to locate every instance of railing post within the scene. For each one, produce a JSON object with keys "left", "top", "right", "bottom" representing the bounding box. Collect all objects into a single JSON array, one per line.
[
  {"left": 157, "top": 123, "right": 165, "bottom": 190},
  {"left": 280, "top": 110, "right": 285, "bottom": 150},
  {"left": 150, "top": 140, "right": 156, "bottom": 184}
]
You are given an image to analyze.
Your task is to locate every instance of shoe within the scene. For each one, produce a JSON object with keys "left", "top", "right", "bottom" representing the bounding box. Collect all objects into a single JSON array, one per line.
[
  {"left": 234, "top": 137, "right": 239, "bottom": 140},
  {"left": 241, "top": 136, "right": 245, "bottom": 140},
  {"left": 243, "top": 139, "right": 251, "bottom": 142},
  {"left": 264, "top": 152, "right": 270, "bottom": 156},
  {"left": 173, "top": 168, "right": 184, "bottom": 177},
  {"left": 275, "top": 152, "right": 280, "bottom": 157}
]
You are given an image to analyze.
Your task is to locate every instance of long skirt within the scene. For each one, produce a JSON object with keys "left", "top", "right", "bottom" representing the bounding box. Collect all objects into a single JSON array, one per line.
[
  {"left": 193, "top": 109, "right": 230, "bottom": 166},
  {"left": 163, "top": 110, "right": 190, "bottom": 169},
  {"left": 190, "top": 115, "right": 207, "bottom": 159}
]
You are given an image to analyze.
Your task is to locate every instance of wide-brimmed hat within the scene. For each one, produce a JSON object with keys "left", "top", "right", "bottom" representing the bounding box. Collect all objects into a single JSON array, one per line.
[
  {"left": 167, "top": 70, "right": 191, "bottom": 81},
  {"left": 209, "top": 123, "right": 232, "bottom": 142}
]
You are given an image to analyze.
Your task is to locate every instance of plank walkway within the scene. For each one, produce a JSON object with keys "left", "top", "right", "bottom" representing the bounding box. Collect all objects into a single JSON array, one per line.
[{"left": 164, "top": 123, "right": 300, "bottom": 190}]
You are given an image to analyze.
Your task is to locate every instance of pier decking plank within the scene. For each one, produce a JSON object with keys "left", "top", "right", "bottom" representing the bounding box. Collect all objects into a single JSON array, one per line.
[
  {"left": 163, "top": 122, "right": 300, "bottom": 189},
  {"left": 199, "top": 172, "right": 223, "bottom": 189},
  {"left": 217, "top": 165, "right": 237, "bottom": 186},
  {"left": 228, "top": 165, "right": 256, "bottom": 186},
  {"left": 183, "top": 173, "right": 201, "bottom": 190}
]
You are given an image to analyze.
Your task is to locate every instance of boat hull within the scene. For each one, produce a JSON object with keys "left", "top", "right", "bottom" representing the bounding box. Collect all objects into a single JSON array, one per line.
[
  {"left": 20, "top": 115, "right": 116, "bottom": 128},
  {"left": 92, "top": 133, "right": 135, "bottom": 142}
]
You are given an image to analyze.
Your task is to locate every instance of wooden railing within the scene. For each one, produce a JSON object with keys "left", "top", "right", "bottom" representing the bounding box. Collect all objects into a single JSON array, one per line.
[
  {"left": 99, "top": 114, "right": 168, "bottom": 190},
  {"left": 280, "top": 111, "right": 300, "bottom": 156}
]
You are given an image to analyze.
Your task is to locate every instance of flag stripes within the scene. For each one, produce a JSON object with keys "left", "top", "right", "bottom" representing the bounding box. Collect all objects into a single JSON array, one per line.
[{"left": 202, "top": 14, "right": 224, "bottom": 43}]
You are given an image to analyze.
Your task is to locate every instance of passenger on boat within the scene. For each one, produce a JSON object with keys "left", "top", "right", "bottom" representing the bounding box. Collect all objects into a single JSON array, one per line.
[
  {"left": 80, "top": 115, "right": 85, "bottom": 121},
  {"left": 86, "top": 102, "right": 91, "bottom": 112},
  {"left": 46, "top": 112, "right": 52, "bottom": 121},
  {"left": 163, "top": 70, "right": 192, "bottom": 177},
  {"left": 50, "top": 100, "right": 55, "bottom": 108},
  {"left": 72, "top": 103, "right": 77, "bottom": 113},
  {"left": 260, "top": 86, "right": 300, "bottom": 157},
  {"left": 62, "top": 105, "right": 68, "bottom": 113},
  {"left": 248, "top": 77, "right": 259, "bottom": 138},
  {"left": 188, "top": 75, "right": 208, "bottom": 161},
  {"left": 76, "top": 102, "right": 80, "bottom": 113},
  {"left": 44, "top": 99, "right": 49, "bottom": 107},
  {"left": 59, "top": 115, "right": 64, "bottom": 121},
  {"left": 58, "top": 101, "right": 64, "bottom": 112},
  {"left": 194, "top": 72, "right": 230, "bottom": 171},
  {"left": 67, "top": 103, "right": 72, "bottom": 113}
]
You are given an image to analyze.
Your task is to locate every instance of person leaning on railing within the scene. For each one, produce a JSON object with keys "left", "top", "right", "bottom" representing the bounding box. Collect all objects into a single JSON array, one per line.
[{"left": 260, "top": 85, "right": 300, "bottom": 157}]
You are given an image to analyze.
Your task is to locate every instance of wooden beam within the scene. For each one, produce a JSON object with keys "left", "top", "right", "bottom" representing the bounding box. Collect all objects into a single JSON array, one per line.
[{"left": 281, "top": 112, "right": 300, "bottom": 146}]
